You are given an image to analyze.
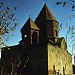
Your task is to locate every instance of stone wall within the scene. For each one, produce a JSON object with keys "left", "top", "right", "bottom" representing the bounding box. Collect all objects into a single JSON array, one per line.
[{"left": 48, "top": 43, "right": 73, "bottom": 75}]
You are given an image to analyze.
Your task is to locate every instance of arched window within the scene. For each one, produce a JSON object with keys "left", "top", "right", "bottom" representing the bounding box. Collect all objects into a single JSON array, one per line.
[
  {"left": 32, "top": 32, "right": 37, "bottom": 45},
  {"left": 63, "top": 67, "right": 65, "bottom": 75},
  {"left": 53, "top": 65, "right": 55, "bottom": 71}
]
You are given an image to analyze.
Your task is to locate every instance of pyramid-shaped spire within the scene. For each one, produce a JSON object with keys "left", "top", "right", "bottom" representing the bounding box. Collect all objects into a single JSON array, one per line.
[
  {"left": 35, "top": 3, "right": 58, "bottom": 22},
  {"left": 21, "top": 17, "right": 40, "bottom": 33},
  {"left": 35, "top": 4, "right": 59, "bottom": 41},
  {"left": 29, "top": 17, "right": 39, "bottom": 30}
]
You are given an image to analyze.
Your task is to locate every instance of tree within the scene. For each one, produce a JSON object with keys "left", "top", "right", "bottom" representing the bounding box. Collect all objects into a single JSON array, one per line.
[
  {"left": 0, "top": 2, "right": 18, "bottom": 47},
  {"left": 1, "top": 49, "right": 30, "bottom": 75},
  {"left": 56, "top": 0, "right": 75, "bottom": 46},
  {"left": 56, "top": 0, "right": 75, "bottom": 11},
  {"left": 56, "top": 0, "right": 75, "bottom": 74}
]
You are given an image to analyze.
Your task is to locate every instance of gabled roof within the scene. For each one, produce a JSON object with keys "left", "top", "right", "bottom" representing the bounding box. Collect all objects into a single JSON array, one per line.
[
  {"left": 21, "top": 17, "right": 40, "bottom": 32},
  {"left": 56, "top": 37, "right": 64, "bottom": 43},
  {"left": 35, "top": 3, "right": 58, "bottom": 22}
]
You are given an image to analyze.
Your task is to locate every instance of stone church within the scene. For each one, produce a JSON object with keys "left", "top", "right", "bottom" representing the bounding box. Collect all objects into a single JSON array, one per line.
[{"left": 1, "top": 4, "right": 73, "bottom": 75}]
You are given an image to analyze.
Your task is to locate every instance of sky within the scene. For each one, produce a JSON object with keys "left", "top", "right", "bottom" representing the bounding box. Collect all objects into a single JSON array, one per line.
[{"left": 0, "top": 0, "right": 75, "bottom": 58}]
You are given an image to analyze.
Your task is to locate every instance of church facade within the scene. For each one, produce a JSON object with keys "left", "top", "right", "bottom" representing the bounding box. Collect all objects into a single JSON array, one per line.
[{"left": 1, "top": 4, "right": 73, "bottom": 75}]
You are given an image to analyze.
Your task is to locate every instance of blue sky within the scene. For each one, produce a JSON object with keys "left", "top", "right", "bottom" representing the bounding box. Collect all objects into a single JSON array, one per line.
[{"left": 0, "top": 0, "right": 75, "bottom": 58}]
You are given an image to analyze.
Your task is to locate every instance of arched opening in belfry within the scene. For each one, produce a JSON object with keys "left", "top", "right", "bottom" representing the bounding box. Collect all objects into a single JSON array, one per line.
[{"left": 32, "top": 31, "right": 37, "bottom": 45}]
